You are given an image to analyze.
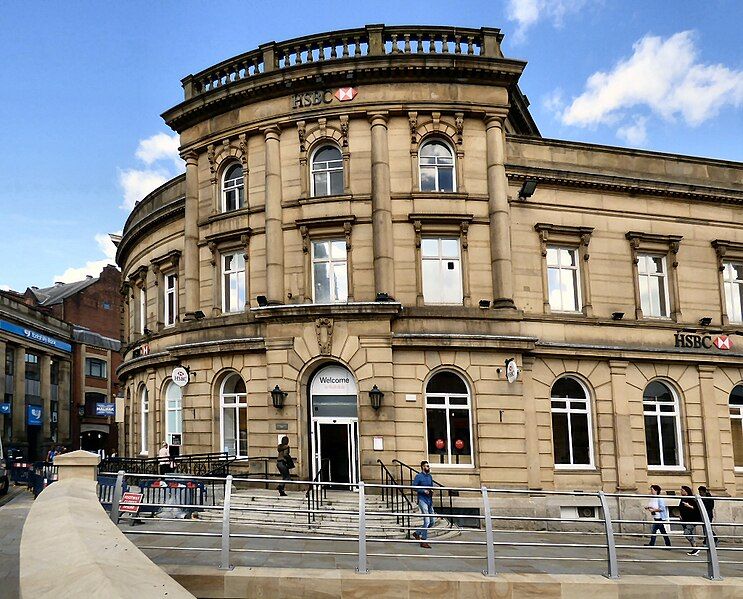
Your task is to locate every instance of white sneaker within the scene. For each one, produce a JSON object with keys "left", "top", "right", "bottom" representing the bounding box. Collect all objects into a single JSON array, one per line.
[{"left": 688, "top": 549, "right": 700, "bottom": 556}]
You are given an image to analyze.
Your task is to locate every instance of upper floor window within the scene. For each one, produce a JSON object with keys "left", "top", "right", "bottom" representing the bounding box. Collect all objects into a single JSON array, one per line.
[
  {"left": 547, "top": 246, "right": 581, "bottom": 312},
  {"left": 419, "top": 140, "right": 455, "bottom": 192},
  {"left": 551, "top": 377, "right": 593, "bottom": 468},
  {"left": 425, "top": 371, "right": 472, "bottom": 466},
  {"left": 139, "top": 286, "right": 147, "bottom": 334},
  {"left": 638, "top": 254, "right": 670, "bottom": 318},
  {"left": 85, "top": 358, "right": 107, "bottom": 379},
  {"left": 222, "top": 163, "right": 244, "bottom": 212},
  {"left": 312, "top": 239, "right": 348, "bottom": 303},
  {"left": 723, "top": 262, "right": 743, "bottom": 323},
  {"left": 164, "top": 273, "right": 177, "bottom": 327},
  {"left": 311, "top": 145, "right": 343, "bottom": 197},
  {"left": 222, "top": 252, "right": 246, "bottom": 313},
  {"left": 643, "top": 381, "right": 682, "bottom": 469},
  {"left": 25, "top": 352, "right": 39, "bottom": 381},
  {"left": 421, "top": 237, "right": 462, "bottom": 305}
]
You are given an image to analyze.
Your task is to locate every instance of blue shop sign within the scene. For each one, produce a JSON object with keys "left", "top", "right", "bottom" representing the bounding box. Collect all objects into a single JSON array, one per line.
[
  {"left": 95, "top": 403, "right": 116, "bottom": 417},
  {"left": 0, "top": 403, "right": 10, "bottom": 414},
  {"left": 27, "top": 405, "right": 42, "bottom": 426},
  {"left": 0, "top": 319, "right": 72, "bottom": 353}
]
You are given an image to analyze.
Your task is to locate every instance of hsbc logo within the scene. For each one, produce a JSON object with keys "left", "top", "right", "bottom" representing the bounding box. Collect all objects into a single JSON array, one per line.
[
  {"left": 292, "top": 87, "right": 358, "bottom": 109},
  {"left": 674, "top": 333, "right": 733, "bottom": 351}
]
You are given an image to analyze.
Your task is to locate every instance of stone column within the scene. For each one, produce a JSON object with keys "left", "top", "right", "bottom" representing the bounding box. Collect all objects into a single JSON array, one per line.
[
  {"left": 485, "top": 113, "right": 515, "bottom": 309},
  {"left": 40, "top": 354, "right": 51, "bottom": 443},
  {"left": 264, "top": 126, "right": 285, "bottom": 304},
  {"left": 609, "top": 360, "right": 636, "bottom": 490},
  {"left": 57, "top": 359, "right": 71, "bottom": 446},
  {"left": 183, "top": 152, "right": 200, "bottom": 320},
  {"left": 12, "top": 346, "right": 26, "bottom": 445},
  {"left": 369, "top": 112, "right": 395, "bottom": 298},
  {"left": 521, "top": 356, "right": 542, "bottom": 489},
  {"left": 698, "top": 365, "right": 725, "bottom": 492},
  {"left": 0, "top": 341, "right": 6, "bottom": 440}
]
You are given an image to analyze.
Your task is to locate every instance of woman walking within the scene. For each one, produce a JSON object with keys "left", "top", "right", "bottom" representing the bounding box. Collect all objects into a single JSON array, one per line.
[
  {"left": 276, "top": 436, "right": 294, "bottom": 497},
  {"left": 698, "top": 485, "right": 718, "bottom": 545},
  {"left": 679, "top": 485, "right": 702, "bottom": 556}
]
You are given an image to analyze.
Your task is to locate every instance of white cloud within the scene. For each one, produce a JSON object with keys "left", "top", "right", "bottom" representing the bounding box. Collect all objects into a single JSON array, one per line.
[
  {"left": 561, "top": 31, "right": 743, "bottom": 144},
  {"left": 52, "top": 231, "right": 123, "bottom": 284},
  {"left": 0, "top": 284, "right": 12, "bottom": 291},
  {"left": 616, "top": 116, "right": 648, "bottom": 146},
  {"left": 135, "top": 132, "right": 181, "bottom": 168},
  {"left": 506, "top": 0, "right": 590, "bottom": 42},
  {"left": 119, "top": 132, "right": 184, "bottom": 210},
  {"left": 543, "top": 88, "right": 566, "bottom": 114}
]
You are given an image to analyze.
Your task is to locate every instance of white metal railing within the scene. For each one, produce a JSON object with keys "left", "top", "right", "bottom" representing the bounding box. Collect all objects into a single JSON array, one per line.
[{"left": 103, "top": 471, "right": 741, "bottom": 580}]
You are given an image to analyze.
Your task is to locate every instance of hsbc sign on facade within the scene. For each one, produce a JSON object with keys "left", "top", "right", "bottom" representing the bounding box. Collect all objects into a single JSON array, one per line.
[
  {"left": 674, "top": 333, "right": 733, "bottom": 351},
  {"left": 292, "top": 87, "right": 358, "bottom": 109}
]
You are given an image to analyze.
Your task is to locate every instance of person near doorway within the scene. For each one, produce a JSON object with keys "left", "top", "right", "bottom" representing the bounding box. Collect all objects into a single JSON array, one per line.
[
  {"left": 679, "top": 485, "right": 701, "bottom": 556},
  {"left": 158, "top": 442, "right": 170, "bottom": 475},
  {"left": 276, "top": 436, "right": 294, "bottom": 497},
  {"left": 644, "top": 484, "right": 671, "bottom": 547},
  {"left": 698, "top": 485, "right": 718, "bottom": 545},
  {"left": 412, "top": 460, "right": 434, "bottom": 549}
]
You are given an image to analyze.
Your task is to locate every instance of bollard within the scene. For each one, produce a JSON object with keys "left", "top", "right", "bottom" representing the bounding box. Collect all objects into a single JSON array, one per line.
[
  {"left": 219, "top": 475, "right": 234, "bottom": 571},
  {"left": 357, "top": 481, "right": 368, "bottom": 574},
  {"left": 481, "top": 486, "right": 496, "bottom": 577},
  {"left": 598, "top": 491, "right": 619, "bottom": 579},
  {"left": 695, "top": 493, "right": 722, "bottom": 581},
  {"left": 109, "top": 470, "right": 125, "bottom": 524}
]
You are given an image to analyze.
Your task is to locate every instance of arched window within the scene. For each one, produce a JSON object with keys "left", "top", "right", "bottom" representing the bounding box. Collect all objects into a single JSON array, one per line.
[
  {"left": 220, "top": 374, "right": 248, "bottom": 457},
  {"left": 140, "top": 386, "right": 149, "bottom": 455},
  {"left": 425, "top": 371, "right": 472, "bottom": 466},
  {"left": 165, "top": 382, "right": 183, "bottom": 446},
  {"left": 222, "top": 163, "right": 244, "bottom": 212},
  {"left": 311, "top": 145, "right": 343, "bottom": 197},
  {"left": 419, "top": 139, "right": 455, "bottom": 192},
  {"left": 729, "top": 385, "right": 743, "bottom": 469},
  {"left": 643, "top": 381, "right": 682, "bottom": 469},
  {"left": 550, "top": 377, "right": 593, "bottom": 468}
]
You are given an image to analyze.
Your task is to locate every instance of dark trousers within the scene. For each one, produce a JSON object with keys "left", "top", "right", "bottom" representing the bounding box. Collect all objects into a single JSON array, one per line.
[
  {"left": 277, "top": 460, "right": 290, "bottom": 492},
  {"left": 649, "top": 521, "right": 671, "bottom": 546}
]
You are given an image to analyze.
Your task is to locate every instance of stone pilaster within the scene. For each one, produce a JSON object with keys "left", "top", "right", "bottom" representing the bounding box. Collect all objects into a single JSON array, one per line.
[
  {"left": 698, "top": 365, "right": 726, "bottom": 492},
  {"left": 609, "top": 360, "right": 636, "bottom": 490},
  {"left": 264, "top": 126, "right": 285, "bottom": 304},
  {"left": 12, "top": 346, "right": 26, "bottom": 445},
  {"left": 183, "top": 152, "right": 200, "bottom": 320},
  {"left": 521, "top": 356, "right": 541, "bottom": 489},
  {"left": 57, "top": 359, "right": 71, "bottom": 445},
  {"left": 0, "top": 341, "right": 5, "bottom": 441},
  {"left": 369, "top": 112, "right": 395, "bottom": 298},
  {"left": 485, "top": 113, "right": 515, "bottom": 309},
  {"left": 40, "top": 354, "right": 51, "bottom": 443}
]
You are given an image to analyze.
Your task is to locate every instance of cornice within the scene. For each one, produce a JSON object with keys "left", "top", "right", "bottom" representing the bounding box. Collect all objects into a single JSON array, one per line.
[{"left": 117, "top": 199, "right": 185, "bottom": 267}]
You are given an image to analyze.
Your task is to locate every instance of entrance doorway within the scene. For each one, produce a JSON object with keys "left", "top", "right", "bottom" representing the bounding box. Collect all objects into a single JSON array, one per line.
[{"left": 309, "top": 365, "right": 359, "bottom": 485}]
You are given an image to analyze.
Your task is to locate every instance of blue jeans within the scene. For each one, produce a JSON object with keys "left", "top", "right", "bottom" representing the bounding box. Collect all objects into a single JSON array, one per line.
[
  {"left": 417, "top": 499, "right": 435, "bottom": 540},
  {"left": 648, "top": 521, "right": 671, "bottom": 546}
]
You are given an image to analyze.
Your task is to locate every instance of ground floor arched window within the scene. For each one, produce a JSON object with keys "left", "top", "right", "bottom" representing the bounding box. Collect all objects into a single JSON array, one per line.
[
  {"left": 140, "top": 386, "right": 149, "bottom": 455},
  {"left": 165, "top": 381, "right": 183, "bottom": 446},
  {"left": 643, "top": 380, "right": 682, "bottom": 469},
  {"left": 729, "top": 384, "right": 743, "bottom": 469},
  {"left": 220, "top": 373, "right": 248, "bottom": 457},
  {"left": 550, "top": 376, "right": 593, "bottom": 468},
  {"left": 425, "top": 371, "right": 472, "bottom": 466}
]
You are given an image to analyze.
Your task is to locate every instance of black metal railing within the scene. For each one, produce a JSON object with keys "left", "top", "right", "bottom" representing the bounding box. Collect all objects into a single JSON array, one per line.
[
  {"left": 99, "top": 452, "right": 231, "bottom": 477},
  {"left": 306, "top": 458, "right": 329, "bottom": 524},
  {"left": 377, "top": 459, "right": 414, "bottom": 538},
  {"left": 392, "top": 458, "right": 454, "bottom": 527}
]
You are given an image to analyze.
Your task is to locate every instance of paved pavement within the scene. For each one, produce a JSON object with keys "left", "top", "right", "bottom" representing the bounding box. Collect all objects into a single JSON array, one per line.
[{"left": 0, "top": 487, "right": 34, "bottom": 599}]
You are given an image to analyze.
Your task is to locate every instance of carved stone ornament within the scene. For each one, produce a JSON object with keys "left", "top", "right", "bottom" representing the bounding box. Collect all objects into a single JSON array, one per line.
[
  {"left": 339, "top": 115, "right": 349, "bottom": 148},
  {"left": 207, "top": 144, "right": 217, "bottom": 183},
  {"left": 296, "top": 120, "right": 307, "bottom": 153},
  {"left": 408, "top": 112, "right": 418, "bottom": 145},
  {"left": 455, "top": 112, "right": 464, "bottom": 145},
  {"left": 315, "top": 318, "right": 334, "bottom": 355}
]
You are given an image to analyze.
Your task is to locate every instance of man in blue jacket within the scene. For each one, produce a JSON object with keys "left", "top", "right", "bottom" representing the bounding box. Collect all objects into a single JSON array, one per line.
[{"left": 412, "top": 460, "right": 434, "bottom": 548}]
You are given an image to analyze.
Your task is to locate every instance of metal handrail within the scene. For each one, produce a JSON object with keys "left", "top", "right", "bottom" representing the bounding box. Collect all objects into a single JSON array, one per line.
[
  {"left": 377, "top": 459, "right": 415, "bottom": 538},
  {"left": 391, "top": 459, "right": 455, "bottom": 527},
  {"left": 306, "top": 458, "right": 329, "bottom": 524}
]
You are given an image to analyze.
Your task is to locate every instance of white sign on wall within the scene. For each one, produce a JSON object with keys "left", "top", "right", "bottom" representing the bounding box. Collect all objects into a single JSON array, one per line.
[
  {"left": 310, "top": 365, "right": 358, "bottom": 396},
  {"left": 505, "top": 359, "right": 519, "bottom": 383},
  {"left": 171, "top": 366, "right": 189, "bottom": 387}
]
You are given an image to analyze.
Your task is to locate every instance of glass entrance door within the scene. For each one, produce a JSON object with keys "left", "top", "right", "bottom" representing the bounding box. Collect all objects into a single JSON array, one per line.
[{"left": 312, "top": 418, "right": 359, "bottom": 485}]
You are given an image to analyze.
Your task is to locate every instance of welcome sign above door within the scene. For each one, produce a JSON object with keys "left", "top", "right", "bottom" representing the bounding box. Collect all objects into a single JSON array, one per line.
[{"left": 311, "top": 365, "right": 358, "bottom": 396}]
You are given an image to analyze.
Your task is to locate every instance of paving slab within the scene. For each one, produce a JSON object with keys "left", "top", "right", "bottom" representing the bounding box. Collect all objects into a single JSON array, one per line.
[{"left": 0, "top": 489, "right": 34, "bottom": 599}]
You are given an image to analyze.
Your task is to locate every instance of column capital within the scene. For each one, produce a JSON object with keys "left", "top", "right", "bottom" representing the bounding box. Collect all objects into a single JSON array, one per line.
[
  {"left": 521, "top": 355, "right": 536, "bottom": 369},
  {"left": 367, "top": 111, "right": 389, "bottom": 127},
  {"left": 697, "top": 363, "right": 717, "bottom": 377},
  {"left": 484, "top": 110, "right": 509, "bottom": 128},
  {"left": 182, "top": 151, "right": 198, "bottom": 166},
  {"left": 262, "top": 124, "right": 282, "bottom": 140},
  {"left": 609, "top": 360, "right": 629, "bottom": 373}
]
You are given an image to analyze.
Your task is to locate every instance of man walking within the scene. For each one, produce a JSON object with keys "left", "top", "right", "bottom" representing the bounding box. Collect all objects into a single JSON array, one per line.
[
  {"left": 644, "top": 484, "right": 671, "bottom": 547},
  {"left": 412, "top": 460, "right": 434, "bottom": 548},
  {"left": 698, "top": 485, "right": 718, "bottom": 545},
  {"left": 679, "top": 485, "right": 702, "bottom": 556}
]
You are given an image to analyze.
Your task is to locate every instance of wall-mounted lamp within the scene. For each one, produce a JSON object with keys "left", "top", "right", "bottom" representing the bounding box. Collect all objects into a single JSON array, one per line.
[
  {"left": 271, "top": 385, "right": 287, "bottom": 409},
  {"left": 193, "top": 310, "right": 206, "bottom": 320},
  {"left": 699, "top": 317, "right": 712, "bottom": 326},
  {"left": 369, "top": 385, "right": 384, "bottom": 411},
  {"left": 479, "top": 299, "right": 491, "bottom": 309},
  {"left": 143, "top": 327, "right": 153, "bottom": 336},
  {"left": 375, "top": 292, "right": 393, "bottom": 302},
  {"left": 518, "top": 179, "right": 538, "bottom": 200},
  {"left": 256, "top": 295, "right": 269, "bottom": 307},
  {"left": 611, "top": 312, "right": 625, "bottom": 321}
]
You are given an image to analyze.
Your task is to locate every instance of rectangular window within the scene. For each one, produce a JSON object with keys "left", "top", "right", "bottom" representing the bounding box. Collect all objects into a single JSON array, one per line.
[
  {"left": 6, "top": 347, "right": 14, "bottom": 377},
  {"left": 638, "top": 254, "right": 670, "bottom": 318},
  {"left": 50, "top": 360, "right": 59, "bottom": 386},
  {"left": 164, "top": 273, "right": 177, "bottom": 326},
  {"left": 139, "top": 286, "right": 147, "bottom": 334},
  {"left": 421, "top": 237, "right": 463, "bottom": 305},
  {"left": 24, "top": 352, "right": 40, "bottom": 381},
  {"left": 724, "top": 262, "right": 743, "bottom": 323},
  {"left": 546, "top": 246, "right": 581, "bottom": 312},
  {"left": 222, "top": 252, "right": 246, "bottom": 313},
  {"left": 312, "top": 239, "right": 348, "bottom": 303},
  {"left": 85, "top": 358, "right": 107, "bottom": 379}
]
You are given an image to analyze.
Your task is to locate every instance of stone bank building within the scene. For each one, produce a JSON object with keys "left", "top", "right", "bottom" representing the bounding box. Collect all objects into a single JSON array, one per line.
[{"left": 117, "top": 25, "right": 743, "bottom": 496}]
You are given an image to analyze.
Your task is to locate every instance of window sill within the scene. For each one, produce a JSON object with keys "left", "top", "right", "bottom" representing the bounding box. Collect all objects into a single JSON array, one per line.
[
  {"left": 428, "top": 463, "right": 475, "bottom": 470},
  {"left": 206, "top": 208, "right": 250, "bottom": 224},
  {"left": 554, "top": 466, "right": 597, "bottom": 472},
  {"left": 647, "top": 466, "right": 688, "bottom": 473}
]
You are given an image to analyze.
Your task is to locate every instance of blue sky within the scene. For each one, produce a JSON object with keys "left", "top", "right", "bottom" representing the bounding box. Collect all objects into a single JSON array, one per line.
[{"left": 0, "top": 1, "right": 741, "bottom": 291}]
